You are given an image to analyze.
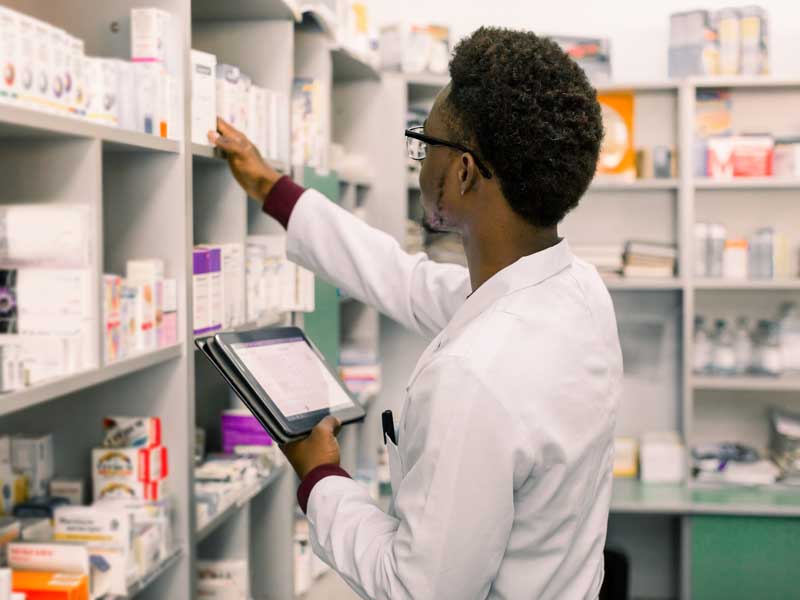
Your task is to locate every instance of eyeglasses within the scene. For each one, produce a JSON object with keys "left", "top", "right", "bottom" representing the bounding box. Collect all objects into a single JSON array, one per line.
[{"left": 405, "top": 126, "right": 493, "bottom": 179}]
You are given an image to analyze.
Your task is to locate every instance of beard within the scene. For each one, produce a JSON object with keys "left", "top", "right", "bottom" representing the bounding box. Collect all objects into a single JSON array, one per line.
[{"left": 420, "top": 171, "right": 448, "bottom": 234}]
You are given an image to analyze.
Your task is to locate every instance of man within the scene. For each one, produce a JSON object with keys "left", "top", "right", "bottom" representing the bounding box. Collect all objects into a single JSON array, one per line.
[{"left": 211, "top": 26, "right": 621, "bottom": 600}]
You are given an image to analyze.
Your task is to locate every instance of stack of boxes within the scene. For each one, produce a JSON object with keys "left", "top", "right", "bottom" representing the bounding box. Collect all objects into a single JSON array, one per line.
[
  {"left": 193, "top": 244, "right": 247, "bottom": 336},
  {"left": 92, "top": 416, "right": 168, "bottom": 502},
  {"left": 0, "top": 205, "right": 97, "bottom": 391},
  {"left": 668, "top": 6, "right": 769, "bottom": 78},
  {"left": 0, "top": 416, "right": 174, "bottom": 599},
  {"left": 104, "top": 258, "right": 177, "bottom": 365},
  {"left": 190, "top": 49, "right": 290, "bottom": 165},
  {"left": 0, "top": 6, "right": 180, "bottom": 139}
]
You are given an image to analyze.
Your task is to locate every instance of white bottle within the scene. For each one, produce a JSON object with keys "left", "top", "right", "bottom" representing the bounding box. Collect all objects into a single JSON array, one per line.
[
  {"left": 711, "top": 319, "right": 736, "bottom": 376},
  {"left": 778, "top": 303, "right": 800, "bottom": 373},
  {"left": 693, "top": 316, "right": 712, "bottom": 374},
  {"left": 733, "top": 317, "right": 753, "bottom": 375}
]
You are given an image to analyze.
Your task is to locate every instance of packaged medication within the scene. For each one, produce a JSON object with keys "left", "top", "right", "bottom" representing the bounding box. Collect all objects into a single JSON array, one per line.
[
  {"left": 159, "top": 278, "right": 177, "bottom": 347},
  {"left": 102, "top": 417, "right": 162, "bottom": 449},
  {"left": 17, "top": 14, "right": 36, "bottom": 109},
  {"left": 717, "top": 8, "right": 741, "bottom": 76},
  {"left": 120, "top": 283, "right": 138, "bottom": 359},
  {"left": 740, "top": 5, "right": 769, "bottom": 75},
  {"left": 92, "top": 445, "right": 168, "bottom": 486},
  {"left": 48, "top": 479, "right": 85, "bottom": 506},
  {"left": 54, "top": 505, "right": 134, "bottom": 596},
  {"left": 131, "top": 8, "right": 171, "bottom": 68},
  {"left": 220, "top": 244, "right": 245, "bottom": 328},
  {"left": 722, "top": 239, "right": 749, "bottom": 279},
  {"left": 0, "top": 568, "right": 8, "bottom": 599},
  {"left": 19, "top": 517, "right": 53, "bottom": 542},
  {"left": 197, "top": 246, "right": 222, "bottom": 332},
  {"left": 216, "top": 64, "right": 241, "bottom": 126},
  {"left": 103, "top": 275, "right": 122, "bottom": 364},
  {"left": 133, "top": 63, "right": 160, "bottom": 134},
  {"left": 0, "top": 205, "right": 92, "bottom": 268},
  {"left": 95, "top": 479, "right": 165, "bottom": 502},
  {"left": 193, "top": 248, "right": 214, "bottom": 335},
  {"left": 0, "top": 8, "right": 21, "bottom": 102},
  {"left": 85, "top": 57, "right": 119, "bottom": 126},
  {"left": 197, "top": 560, "right": 250, "bottom": 599},
  {"left": 116, "top": 60, "right": 137, "bottom": 131},
  {"left": 191, "top": 50, "right": 217, "bottom": 146},
  {"left": 0, "top": 464, "right": 28, "bottom": 516},
  {"left": 12, "top": 571, "right": 89, "bottom": 600},
  {"left": 67, "top": 35, "right": 86, "bottom": 116},
  {"left": 237, "top": 74, "right": 251, "bottom": 137},
  {"left": 11, "top": 435, "right": 53, "bottom": 498},
  {"left": 640, "top": 432, "right": 685, "bottom": 483},
  {"left": 32, "top": 20, "right": 52, "bottom": 112},
  {"left": 126, "top": 259, "right": 164, "bottom": 352}
]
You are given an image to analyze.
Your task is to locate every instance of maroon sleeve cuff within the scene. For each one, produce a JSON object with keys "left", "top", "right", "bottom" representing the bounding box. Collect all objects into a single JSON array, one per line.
[
  {"left": 263, "top": 175, "right": 306, "bottom": 229},
  {"left": 297, "top": 464, "right": 351, "bottom": 514}
]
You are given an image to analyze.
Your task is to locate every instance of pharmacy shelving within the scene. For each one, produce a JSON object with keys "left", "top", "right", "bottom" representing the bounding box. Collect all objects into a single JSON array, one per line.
[
  {"left": 594, "top": 81, "right": 680, "bottom": 93},
  {"left": 0, "top": 103, "right": 180, "bottom": 153},
  {"left": 192, "top": 0, "right": 300, "bottom": 21},
  {"left": 610, "top": 479, "right": 800, "bottom": 517},
  {"left": 0, "top": 345, "right": 183, "bottom": 419},
  {"left": 689, "top": 75, "right": 800, "bottom": 89},
  {"left": 694, "top": 177, "right": 800, "bottom": 190},
  {"left": 118, "top": 548, "right": 184, "bottom": 599},
  {"left": 337, "top": 171, "right": 374, "bottom": 188},
  {"left": 404, "top": 72, "right": 449, "bottom": 90},
  {"left": 691, "top": 374, "right": 800, "bottom": 392},
  {"left": 603, "top": 277, "right": 684, "bottom": 291},
  {"left": 693, "top": 278, "right": 800, "bottom": 290},
  {"left": 196, "top": 464, "right": 287, "bottom": 542},
  {"left": 332, "top": 46, "right": 381, "bottom": 82},
  {"left": 300, "top": 4, "right": 338, "bottom": 41},
  {"left": 191, "top": 142, "right": 291, "bottom": 174},
  {"left": 590, "top": 178, "right": 679, "bottom": 191}
]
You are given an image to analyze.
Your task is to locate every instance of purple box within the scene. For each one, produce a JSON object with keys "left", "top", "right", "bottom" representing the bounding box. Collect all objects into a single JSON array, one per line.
[
  {"left": 222, "top": 411, "right": 273, "bottom": 453},
  {"left": 207, "top": 247, "right": 221, "bottom": 273}
]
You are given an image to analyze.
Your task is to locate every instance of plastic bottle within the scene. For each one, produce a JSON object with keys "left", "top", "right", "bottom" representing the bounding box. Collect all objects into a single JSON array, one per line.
[
  {"left": 733, "top": 317, "right": 753, "bottom": 375},
  {"left": 755, "top": 319, "right": 782, "bottom": 377},
  {"left": 693, "top": 316, "right": 712, "bottom": 374},
  {"left": 711, "top": 319, "right": 736, "bottom": 376},
  {"left": 778, "top": 303, "right": 800, "bottom": 373}
]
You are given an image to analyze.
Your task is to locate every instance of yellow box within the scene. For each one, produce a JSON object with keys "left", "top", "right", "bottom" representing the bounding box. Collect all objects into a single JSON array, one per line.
[{"left": 12, "top": 571, "right": 89, "bottom": 600}]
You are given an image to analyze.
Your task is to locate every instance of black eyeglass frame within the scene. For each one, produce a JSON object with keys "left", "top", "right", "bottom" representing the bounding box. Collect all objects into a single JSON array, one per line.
[{"left": 405, "top": 126, "right": 493, "bottom": 179}]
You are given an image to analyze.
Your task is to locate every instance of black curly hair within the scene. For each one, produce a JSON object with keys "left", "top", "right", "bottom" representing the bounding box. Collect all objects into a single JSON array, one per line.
[{"left": 444, "top": 27, "right": 603, "bottom": 228}]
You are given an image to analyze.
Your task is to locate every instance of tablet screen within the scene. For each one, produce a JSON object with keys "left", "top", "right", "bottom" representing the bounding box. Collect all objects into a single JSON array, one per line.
[{"left": 229, "top": 336, "right": 355, "bottom": 420}]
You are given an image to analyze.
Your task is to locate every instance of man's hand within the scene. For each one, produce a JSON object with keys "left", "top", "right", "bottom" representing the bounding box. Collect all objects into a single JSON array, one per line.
[
  {"left": 208, "top": 117, "right": 282, "bottom": 202},
  {"left": 281, "top": 416, "right": 343, "bottom": 480}
]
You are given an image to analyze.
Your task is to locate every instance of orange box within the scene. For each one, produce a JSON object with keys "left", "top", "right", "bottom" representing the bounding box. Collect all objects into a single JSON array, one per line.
[
  {"left": 13, "top": 571, "right": 89, "bottom": 600},
  {"left": 597, "top": 92, "right": 636, "bottom": 181}
]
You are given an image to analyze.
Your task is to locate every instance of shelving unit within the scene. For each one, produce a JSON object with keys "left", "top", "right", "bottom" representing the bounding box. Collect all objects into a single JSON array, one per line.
[{"left": 691, "top": 375, "right": 800, "bottom": 392}]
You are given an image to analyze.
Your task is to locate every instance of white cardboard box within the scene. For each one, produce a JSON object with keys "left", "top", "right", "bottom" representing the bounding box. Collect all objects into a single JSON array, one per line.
[
  {"left": 215, "top": 64, "right": 241, "bottom": 127},
  {"left": 191, "top": 49, "right": 217, "bottom": 146},
  {"left": 0, "top": 8, "right": 21, "bottom": 103},
  {"left": 640, "top": 432, "right": 685, "bottom": 483},
  {"left": 130, "top": 8, "right": 171, "bottom": 66},
  {"left": 11, "top": 433, "right": 54, "bottom": 497}
]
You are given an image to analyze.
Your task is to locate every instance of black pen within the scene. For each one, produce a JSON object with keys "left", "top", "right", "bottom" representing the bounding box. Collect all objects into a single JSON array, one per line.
[{"left": 382, "top": 410, "right": 397, "bottom": 445}]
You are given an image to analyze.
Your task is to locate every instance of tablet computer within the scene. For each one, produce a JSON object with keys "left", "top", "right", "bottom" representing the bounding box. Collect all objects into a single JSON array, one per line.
[{"left": 195, "top": 326, "right": 365, "bottom": 444}]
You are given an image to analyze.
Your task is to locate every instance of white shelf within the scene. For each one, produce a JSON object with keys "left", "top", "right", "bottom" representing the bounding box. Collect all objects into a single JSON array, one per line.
[
  {"left": 332, "top": 47, "right": 380, "bottom": 82},
  {"left": 300, "top": 5, "right": 338, "bottom": 40},
  {"left": 115, "top": 548, "right": 183, "bottom": 599},
  {"left": 193, "top": 315, "right": 286, "bottom": 347},
  {"left": 594, "top": 81, "right": 679, "bottom": 93},
  {"left": 694, "top": 278, "right": 800, "bottom": 290},
  {"left": 689, "top": 76, "right": 800, "bottom": 89},
  {"left": 610, "top": 479, "right": 800, "bottom": 516},
  {"left": 196, "top": 466, "right": 286, "bottom": 542},
  {"left": 604, "top": 277, "right": 684, "bottom": 291},
  {"left": 192, "top": 0, "right": 300, "bottom": 21},
  {"left": 0, "top": 345, "right": 183, "bottom": 418},
  {"left": 590, "top": 178, "right": 679, "bottom": 191},
  {"left": 404, "top": 72, "right": 449, "bottom": 89},
  {"left": 0, "top": 103, "right": 180, "bottom": 153},
  {"left": 692, "top": 375, "right": 800, "bottom": 392},
  {"left": 192, "top": 143, "right": 289, "bottom": 175},
  {"left": 695, "top": 177, "right": 800, "bottom": 190}
]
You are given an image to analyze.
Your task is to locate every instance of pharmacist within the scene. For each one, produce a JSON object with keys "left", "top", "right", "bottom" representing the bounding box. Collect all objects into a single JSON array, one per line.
[{"left": 211, "top": 27, "right": 622, "bottom": 600}]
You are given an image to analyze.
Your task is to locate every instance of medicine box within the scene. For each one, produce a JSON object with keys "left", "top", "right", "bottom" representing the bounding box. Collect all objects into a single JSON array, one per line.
[
  {"left": 191, "top": 50, "right": 217, "bottom": 146},
  {"left": 92, "top": 446, "right": 168, "bottom": 484},
  {"left": 11, "top": 434, "right": 54, "bottom": 498},
  {"left": 130, "top": 8, "right": 171, "bottom": 67},
  {"left": 120, "top": 283, "right": 138, "bottom": 359},
  {"left": 116, "top": 59, "right": 136, "bottom": 131},
  {"left": 193, "top": 248, "right": 215, "bottom": 335},
  {"left": 222, "top": 410, "right": 273, "bottom": 454},
  {"left": 159, "top": 278, "right": 177, "bottom": 348},
  {"left": 94, "top": 479, "right": 165, "bottom": 502},
  {"left": 103, "top": 275, "right": 122, "bottom": 364},
  {"left": 0, "top": 464, "right": 27, "bottom": 517},
  {"left": 0, "top": 205, "right": 92, "bottom": 269},
  {"left": 19, "top": 517, "right": 53, "bottom": 542},
  {"left": 68, "top": 35, "right": 86, "bottom": 116},
  {"left": 11, "top": 571, "right": 89, "bottom": 600},
  {"left": 197, "top": 559, "right": 250, "bottom": 599},
  {"left": 95, "top": 498, "right": 171, "bottom": 560},
  {"left": 215, "top": 64, "right": 241, "bottom": 127},
  {"left": 133, "top": 63, "right": 160, "bottom": 135},
  {"left": 640, "top": 432, "right": 685, "bottom": 483},
  {"left": 8, "top": 542, "right": 90, "bottom": 577},
  {"left": 0, "top": 8, "right": 21, "bottom": 102},
  {"left": 220, "top": 244, "right": 245, "bottom": 328},
  {"left": 102, "top": 416, "right": 162, "bottom": 449}
]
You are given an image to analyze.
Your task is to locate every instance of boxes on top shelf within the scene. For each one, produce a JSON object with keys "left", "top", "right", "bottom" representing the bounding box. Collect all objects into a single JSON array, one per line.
[
  {"left": 379, "top": 24, "right": 450, "bottom": 75},
  {"left": 596, "top": 92, "right": 636, "bottom": 182},
  {"left": 551, "top": 35, "right": 611, "bottom": 83},
  {"left": 191, "top": 50, "right": 217, "bottom": 146},
  {"left": 0, "top": 7, "right": 21, "bottom": 102}
]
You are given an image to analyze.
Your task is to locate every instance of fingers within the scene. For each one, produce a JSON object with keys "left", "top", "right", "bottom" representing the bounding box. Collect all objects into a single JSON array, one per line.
[
  {"left": 316, "top": 415, "right": 343, "bottom": 437},
  {"left": 216, "top": 117, "right": 240, "bottom": 139},
  {"left": 209, "top": 132, "right": 238, "bottom": 155}
]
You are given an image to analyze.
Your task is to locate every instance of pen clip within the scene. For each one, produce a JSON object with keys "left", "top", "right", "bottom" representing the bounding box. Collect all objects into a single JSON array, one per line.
[{"left": 382, "top": 410, "right": 396, "bottom": 446}]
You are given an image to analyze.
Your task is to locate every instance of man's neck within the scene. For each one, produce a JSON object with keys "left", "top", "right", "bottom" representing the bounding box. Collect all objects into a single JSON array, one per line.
[{"left": 463, "top": 224, "right": 560, "bottom": 291}]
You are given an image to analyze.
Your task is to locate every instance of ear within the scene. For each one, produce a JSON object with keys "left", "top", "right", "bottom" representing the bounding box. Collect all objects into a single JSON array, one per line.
[{"left": 458, "top": 153, "right": 479, "bottom": 196}]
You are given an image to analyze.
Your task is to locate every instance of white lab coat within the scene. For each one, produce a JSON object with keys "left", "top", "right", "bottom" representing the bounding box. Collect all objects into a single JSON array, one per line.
[{"left": 285, "top": 189, "right": 623, "bottom": 600}]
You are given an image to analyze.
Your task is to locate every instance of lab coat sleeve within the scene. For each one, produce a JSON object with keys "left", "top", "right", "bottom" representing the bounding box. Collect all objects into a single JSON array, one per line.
[
  {"left": 285, "top": 189, "right": 471, "bottom": 339},
  {"left": 306, "top": 355, "right": 523, "bottom": 600}
]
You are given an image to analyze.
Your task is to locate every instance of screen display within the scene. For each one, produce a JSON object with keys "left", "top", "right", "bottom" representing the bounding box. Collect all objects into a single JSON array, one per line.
[{"left": 230, "top": 337, "right": 354, "bottom": 419}]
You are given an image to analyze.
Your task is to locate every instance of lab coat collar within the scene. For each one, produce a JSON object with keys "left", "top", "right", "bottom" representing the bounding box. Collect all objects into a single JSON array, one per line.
[{"left": 444, "top": 239, "right": 574, "bottom": 340}]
